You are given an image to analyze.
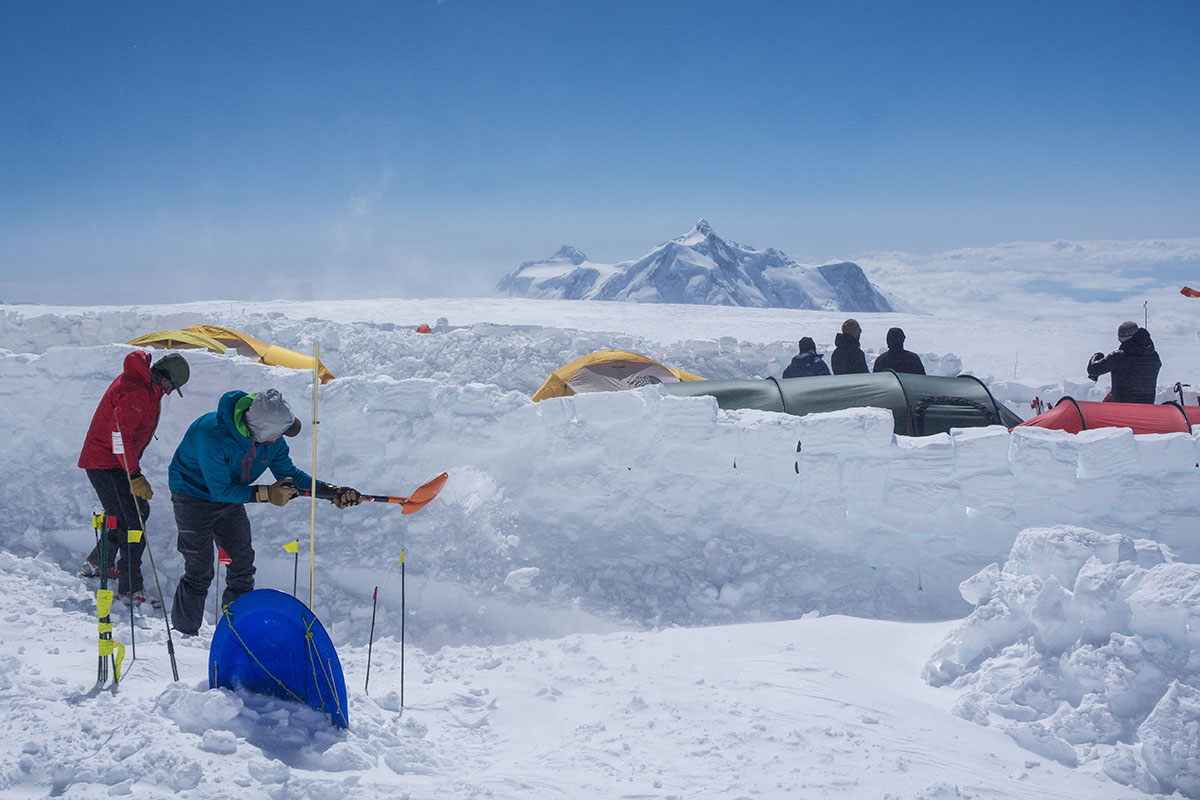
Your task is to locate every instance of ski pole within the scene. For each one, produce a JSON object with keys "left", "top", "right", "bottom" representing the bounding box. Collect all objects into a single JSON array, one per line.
[
  {"left": 400, "top": 549, "right": 406, "bottom": 709},
  {"left": 365, "top": 586, "right": 378, "bottom": 694},
  {"left": 97, "top": 513, "right": 125, "bottom": 683},
  {"left": 297, "top": 472, "right": 448, "bottom": 515},
  {"left": 284, "top": 540, "right": 300, "bottom": 597},
  {"left": 127, "top": 528, "right": 140, "bottom": 663},
  {"left": 309, "top": 341, "right": 319, "bottom": 611},
  {"left": 215, "top": 547, "right": 232, "bottom": 624},
  {"left": 113, "top": 420, "right": 178, "bottom": 681},
  {"left": 96, "top": 513, "right": 113, "bottom": 684}
]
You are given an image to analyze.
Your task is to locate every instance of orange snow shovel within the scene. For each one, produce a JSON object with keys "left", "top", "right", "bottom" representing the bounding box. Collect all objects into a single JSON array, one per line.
[{"left": 298, "top": 472, "right": 448, "bottom": 515}]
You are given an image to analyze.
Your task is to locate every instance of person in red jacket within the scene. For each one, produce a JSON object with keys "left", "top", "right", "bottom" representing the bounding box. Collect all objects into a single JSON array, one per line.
[{"left": 78, "top": 350, "right": 190, "bottom": 605}]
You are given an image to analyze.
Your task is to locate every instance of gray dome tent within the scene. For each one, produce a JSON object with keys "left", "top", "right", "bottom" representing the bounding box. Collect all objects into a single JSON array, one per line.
[{"left": 663, "top": 372, "right": 1022, "bottom": 436}]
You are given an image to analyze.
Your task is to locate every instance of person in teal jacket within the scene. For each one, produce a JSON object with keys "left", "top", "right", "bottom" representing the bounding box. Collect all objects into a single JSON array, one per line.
[{"left": 168, "top": 388, "right": 361, "bottom": 635}]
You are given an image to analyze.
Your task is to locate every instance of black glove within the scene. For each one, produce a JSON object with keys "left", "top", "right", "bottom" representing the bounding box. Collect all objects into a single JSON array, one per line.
[{"left": 327, "top": 486, "right": 363, "bottom": 509}]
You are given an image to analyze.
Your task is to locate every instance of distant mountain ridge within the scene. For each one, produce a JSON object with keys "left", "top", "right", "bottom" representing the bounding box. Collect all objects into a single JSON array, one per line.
[{"left": 497, "top": 219, "right": 894, "bottom": 312}]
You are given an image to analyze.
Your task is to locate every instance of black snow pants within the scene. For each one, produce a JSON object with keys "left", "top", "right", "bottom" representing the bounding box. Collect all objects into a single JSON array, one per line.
[
  {"left": 170, "top": 492, "right": 256, "bottom": 636},
  {"left": 85, "top": 469, "right": 149, "bottom": 594}
]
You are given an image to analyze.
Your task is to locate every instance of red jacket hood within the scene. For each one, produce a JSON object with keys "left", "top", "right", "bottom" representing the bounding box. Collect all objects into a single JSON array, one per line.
[{"left": 78, "top": 351, "right": 164, "bottom": 473}]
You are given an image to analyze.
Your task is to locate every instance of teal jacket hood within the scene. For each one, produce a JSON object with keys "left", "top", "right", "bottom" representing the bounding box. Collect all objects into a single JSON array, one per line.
[{"left": 168, "top": 390, "right": 325, "bottom": 503}]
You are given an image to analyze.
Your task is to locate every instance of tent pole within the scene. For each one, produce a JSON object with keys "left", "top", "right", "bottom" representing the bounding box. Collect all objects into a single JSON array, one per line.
[{"left": 309, "top": 341, "right": 319, "bottom": 610}]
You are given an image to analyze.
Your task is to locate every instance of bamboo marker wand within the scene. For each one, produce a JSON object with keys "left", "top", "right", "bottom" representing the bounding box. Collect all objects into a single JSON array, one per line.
[{"left": 309, "top": 341, "right": 319, "bottom": 610}]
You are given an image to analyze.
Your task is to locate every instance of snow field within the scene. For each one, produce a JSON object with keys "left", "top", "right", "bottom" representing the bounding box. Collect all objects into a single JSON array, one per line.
[
  {"left": 0, "top": 301, "right": 1198, "bottom": 798},
  {"left": 0, "top": 550, "right": 1139, "bottom": 799}
]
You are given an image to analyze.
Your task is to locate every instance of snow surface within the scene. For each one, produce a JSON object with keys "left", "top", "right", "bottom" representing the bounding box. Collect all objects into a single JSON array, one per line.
[{"left": 0, "top": 297, "right": 1197, "bottom": 799}]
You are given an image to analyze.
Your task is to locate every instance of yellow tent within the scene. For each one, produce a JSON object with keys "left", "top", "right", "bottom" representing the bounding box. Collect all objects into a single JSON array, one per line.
[
  {"left": 127, "top": 325, "right": 335, "bottom": 383},
  {"left": 127, "top": 329, "right": 228, "bottom": 354},
  {"left": 532, "top": 350, "right": 703, "bottom": 402}
]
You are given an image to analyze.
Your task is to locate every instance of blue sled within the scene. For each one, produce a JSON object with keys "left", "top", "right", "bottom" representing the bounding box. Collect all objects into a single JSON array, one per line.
[{"left": 209, "top": 588, "right": 348, "bottom": 728}]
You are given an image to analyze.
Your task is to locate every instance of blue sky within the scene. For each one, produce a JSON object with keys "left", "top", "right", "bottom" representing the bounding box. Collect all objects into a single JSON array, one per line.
[{"left": 2, "top": 0, "right": 1198, "bottom": 303}]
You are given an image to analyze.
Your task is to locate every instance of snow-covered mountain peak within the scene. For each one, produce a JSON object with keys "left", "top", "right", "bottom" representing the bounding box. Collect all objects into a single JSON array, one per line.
[
  {"left": 498, "top": 221, "right": 896, "bottom": 312},
  {"left": 549, "top": 245, "right": 590, "bottom": 266},
  {"left": 678, "top": 218, "right": 717, "bottom": 245}
]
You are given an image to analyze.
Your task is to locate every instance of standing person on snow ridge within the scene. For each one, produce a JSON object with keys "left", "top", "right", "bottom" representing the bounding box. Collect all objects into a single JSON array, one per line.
[
  {"left": 77, "top": 351, "right": 190, "bottom": 605},
  {"left": 872, "top": 327, "right": 926, "bottom": 375},
  {"left": 1087, "top": 320, "right": 1162, "bottom": 403},
  {"left": 167, "top": 388, "right": 363, "bottom": 636},
  {"left": 830, "top": 318, "right": 869, "bottom": 375},
  {"left": 782, "top": 337, "right": 831, "bottom": 378}
]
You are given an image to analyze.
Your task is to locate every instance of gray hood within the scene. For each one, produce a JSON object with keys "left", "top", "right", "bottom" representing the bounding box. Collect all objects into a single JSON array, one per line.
[{"left": 243, "top": 388, "right": 301, "bottom": 442}]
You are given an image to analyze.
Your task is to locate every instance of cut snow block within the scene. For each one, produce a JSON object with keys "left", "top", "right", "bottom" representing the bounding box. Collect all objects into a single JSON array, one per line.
[
  {"left": 1009, "top": 427, "right": 1080, "bottom": 480},
  {"left": 960, "top": 472, "right": 1019, "bottom": 518},
  {"left": 1136, "top": 432, "right": 1200, "bottom": 474},
  {"left": 950, "top": 426, "right": 1011, "bottom": 474},
  {"left": 892, "top": 434, "right": 957, "bottom": 479},
  {"left": 1004, "top": 526, "right": 1136, "bottom": 587},
  {"left": 793, "top": 407, "right": 894, "bottom": 454},
  {"left": 1154, "top": 513, "right": 1200, "bottom": 562},
  {"left": 1127, "top": 563, "right": 1200, "bottom": 650},
  {"left": 1158, "top": 471, "right": 1200, "bottom": 512},
  {"left": 209, "top": 589, "right": 348, "bottom": 729},
  {"left": 1075, "top": 428, "right": 1140, "bottom": 479}
]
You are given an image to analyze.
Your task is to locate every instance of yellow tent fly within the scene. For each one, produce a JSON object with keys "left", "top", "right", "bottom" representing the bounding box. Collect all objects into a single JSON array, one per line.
[
  {"left": 127, "top": 325, "right": 334, "bottom": 383},
  {"left": 126, "top": 329, "right": 228, "bottom": 354},
  {"left": 532, "top": 350, "right": 702, "bottom": 402}
]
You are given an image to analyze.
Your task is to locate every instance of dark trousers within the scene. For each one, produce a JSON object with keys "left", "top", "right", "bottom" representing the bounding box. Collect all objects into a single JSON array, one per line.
[
  {"left": 85, "top": 469, "right": 149, "bottom": 594},
  {"left": 170, "top": 492, "right": 255, "bottom": 635}
]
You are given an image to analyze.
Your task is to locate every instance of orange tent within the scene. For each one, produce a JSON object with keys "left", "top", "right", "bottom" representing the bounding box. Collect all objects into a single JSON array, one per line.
[{"left": 1018, "top": 397, "right": 1200, "bottom": 434}]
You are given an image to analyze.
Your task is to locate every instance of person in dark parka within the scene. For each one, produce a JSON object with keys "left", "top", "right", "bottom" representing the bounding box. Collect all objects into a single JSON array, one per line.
[
  {"left": 782, "top": 336, "right": 831, "bottom": 378},
  {"left": 872, "top": 327, "right": 926, "bottom": 375},
  {"left": 830, "top": 319, "right": 869, "bottom": 375},
  {"left": 1087, "top": 321, "right": 1161, "bottom": 403}
]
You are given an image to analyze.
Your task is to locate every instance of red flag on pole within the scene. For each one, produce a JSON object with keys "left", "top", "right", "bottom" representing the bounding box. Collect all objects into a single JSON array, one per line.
[
  {"left": 217, "top": 547, "right": 232, "bottom": 565},
  {"left": 1181, "top": 287, "right": 1200, "bottom": 298}
]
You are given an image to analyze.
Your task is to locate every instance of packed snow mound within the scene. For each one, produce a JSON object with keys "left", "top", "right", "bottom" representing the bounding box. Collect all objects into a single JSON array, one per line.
[
  {"left": 497, "top": 219, "right": 896, "bottom": 311},
  {"left": 925, "top": 525, "right": 1200, "bottom": 796}
]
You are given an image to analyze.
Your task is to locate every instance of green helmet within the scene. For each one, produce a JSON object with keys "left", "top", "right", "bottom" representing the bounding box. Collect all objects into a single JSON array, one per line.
[{"left": 151, "top": 353, "right": 190, "bottom": 396}]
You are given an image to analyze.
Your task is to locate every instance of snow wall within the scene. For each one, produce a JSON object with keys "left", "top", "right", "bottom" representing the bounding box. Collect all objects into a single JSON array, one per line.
[
  {"left": 3, "top": 342, "right": 1198, "bottom": 649},
  {"left": 11, "top": 306, "right": 1173, "bottom": 409}
]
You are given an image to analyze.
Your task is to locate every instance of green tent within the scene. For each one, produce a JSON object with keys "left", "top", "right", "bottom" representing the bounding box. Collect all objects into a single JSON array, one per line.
[{"left": 662, "top": 372, "right": 1023, "bottom": 436}]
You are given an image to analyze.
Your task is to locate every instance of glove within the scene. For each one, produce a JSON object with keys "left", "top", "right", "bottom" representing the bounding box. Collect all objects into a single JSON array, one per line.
[
  {"left": 1089, "top": 352, "right": 1105, "bottom": 365},
  {"left": 328, "top": 486, "right": 362, "bottom": 509},
  {"left": 255, "top": 478, "right": 297, "bottom": 507},
  {"left": 129, "top": 475, "right": 154, "bottom": 500}
]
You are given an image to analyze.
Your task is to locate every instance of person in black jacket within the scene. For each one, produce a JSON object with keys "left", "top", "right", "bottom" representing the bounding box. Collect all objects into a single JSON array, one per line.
[
  {"left": 1087, "top": 321, "right": 1161, "bottom": 403},
  {"left": 872, "top": 327, "right": 926, "bottom": 375},
  {"left": 782, "top": 337, "right": 831, "bottom": 378},
  {"left": 831, "top": 319, "right": 869, "bottom": 375}
]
